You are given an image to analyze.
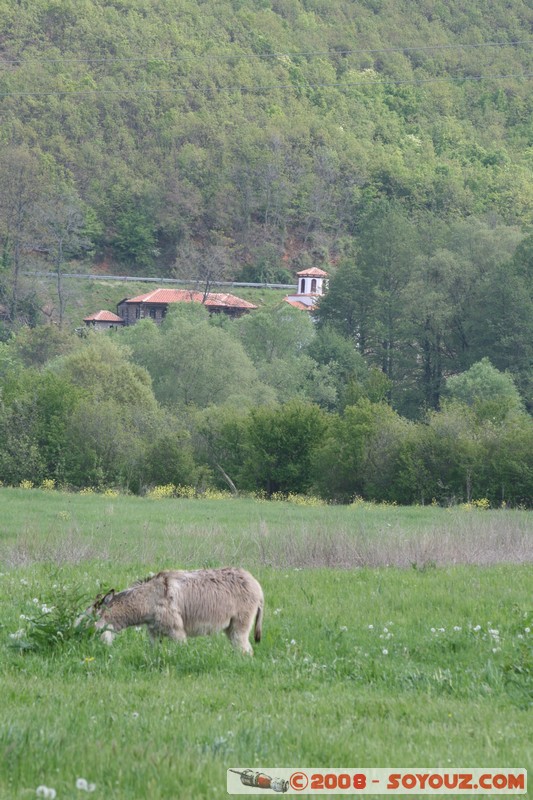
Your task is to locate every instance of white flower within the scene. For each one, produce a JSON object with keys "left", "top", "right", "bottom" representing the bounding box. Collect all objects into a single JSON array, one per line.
[
  {"left": 339, "top": 626, "right": 348, "bottom": 632},
  {"left": 132, "top": 711, "right": 139, "bottom": 719},
  {"left": 20, "top": 578, "right": 28, "bottom": 585},
  {"left": 273, "top": 608, "right": 282, "bottom": 615},
  {"left": 430, "top": 627, "right": 436, "bottom": 633},
  {"left": 453, "top": 626, "right": 462, "bottom": 632},
  {"left": 368, "top": 624, "right": 374, "bottom": 630},
  {"left": 76, "top": 777, "right": 96, "bottom": 792},
  {"left": 517, "top": 634, "right": 524, "bottom": 639},
  {"left": 492, "top": 647, "right": 501, "bottom": 653},
  {"left": 290, "top": 639, "right": 296, "bottom": 645},
  {"left": 10, "top": 629, "right": 25, "bottom": 639},
  {"left": 383, "top": 627, "right": 388, "bottom": 633},
  {"left": 33, "top": 598, "right": 40, "bottom": 604},
  {"left": 473, "top": 625, "right": 481, "bottom": 632},
  {"left": 524, "top": 627, "right": 530, "bottom": 634},
  {"left": 382, "top": 648, "right": 388, "bottom": 655},
  {"left": 438, "top": 627, "right": 445, "bottom": 633},
  {"left": 36, "top": 787, "right": 56, "bottom": 799},
  {"left": 488, "top": 629, "right": 500, "bottom": 637}
]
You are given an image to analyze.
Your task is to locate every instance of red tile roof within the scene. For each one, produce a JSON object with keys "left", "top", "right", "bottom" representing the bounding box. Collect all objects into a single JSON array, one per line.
[
  {"left": 284, "top": 298, "right": 314, "bottom": 311},
  {"left": 84, "top": 310, "right": 124, "bottom": 322},
  {"left": 296, "top": 267, "right": 329, "bottom": 277},
  {"left": 124, "top": 288, "right": 257, "bottom": 309}
]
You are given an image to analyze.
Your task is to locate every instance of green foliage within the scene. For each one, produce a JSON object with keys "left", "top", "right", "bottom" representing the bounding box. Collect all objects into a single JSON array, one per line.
[
  {"left": 0, "top": 369, "right": 81, "bottom": 484},
  {"left": 121, "top": 305, "right": 274, "bottom": 409},
  {"left": 9, "top": 581, "right": 94, "bottom": 654},
  {"left": 313, "top": 399, "right": 410, "bottom": 502},
  {"left": 241, "top": 399, "right": 329, "bottom": 495},
  {"left": 0, "top": 0, "right": 531, "bottom": 283},
  {"left": 444, "top": 358, "right": 525, "bottom": 421},
  {"left": 9, "top": 324, "right": 77, "bottom": 368},
  {"left": 53, "top": 334, "right": 157, "bottom": 410}
]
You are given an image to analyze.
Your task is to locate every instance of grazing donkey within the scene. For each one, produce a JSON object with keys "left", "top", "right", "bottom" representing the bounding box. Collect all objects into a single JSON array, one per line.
[{"left": 82, "top": 568, "right": 264, "bottom": 655}]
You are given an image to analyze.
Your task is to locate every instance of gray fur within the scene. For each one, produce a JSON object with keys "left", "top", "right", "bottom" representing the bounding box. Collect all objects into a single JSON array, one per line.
[{"left": 84, "top": 568, "right": 264, "bottom": 655}]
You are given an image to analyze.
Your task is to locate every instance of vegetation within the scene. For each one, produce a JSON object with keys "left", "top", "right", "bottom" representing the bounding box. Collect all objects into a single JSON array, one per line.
[
  {"left": 0, "top": 1, "right": 532, "bottom": 303},
  {"left": 0, "top": 306, "right": 531, "bottom": 505},
  {"left": 0, "top": 0, "right": 531, "bottom": 454},
  {"left": 0, "top": 491, "right": 532, "bottom": 798}
]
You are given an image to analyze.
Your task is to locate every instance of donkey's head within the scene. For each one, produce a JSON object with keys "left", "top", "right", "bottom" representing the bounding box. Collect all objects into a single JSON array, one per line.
[{"left": 75, "top": 589, "right": 116, "bottom": 629}]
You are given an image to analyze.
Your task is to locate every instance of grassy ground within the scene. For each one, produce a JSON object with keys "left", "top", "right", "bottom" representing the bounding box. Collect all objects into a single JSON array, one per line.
[{"left": 0, "top": 489, "right": 532, "bottom": 799}]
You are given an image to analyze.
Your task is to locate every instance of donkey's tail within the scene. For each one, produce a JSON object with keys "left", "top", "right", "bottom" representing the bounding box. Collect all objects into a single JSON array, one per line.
[{"left": 254, "top": 602, "right": 263, "bottom": 643}]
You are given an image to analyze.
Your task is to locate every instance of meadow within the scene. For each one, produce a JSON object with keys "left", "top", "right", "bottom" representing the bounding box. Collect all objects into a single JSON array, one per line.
[{"left": 0, "top": 488, "right": 532, "bottom": 799}]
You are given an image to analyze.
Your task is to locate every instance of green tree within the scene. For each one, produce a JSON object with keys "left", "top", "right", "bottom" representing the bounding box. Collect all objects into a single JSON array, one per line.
[
  {"left": 122, "top": 305, "right": 275, "bottom": 409},
  {"left": 32, "top": 191, "right": 92, "bottom": 327},
  {"left": 241, "top": 400, "right": 329, "bottom": 495},
  {"left": 444, "top": 358, "right": 524, "bottom": 422},
  {"left": 53, "top": 334, "right": 157, "bottom": 411},
  {"left": 0, "top": 369, "right": 81, "bottom": 484},
  {"left": 313, "top": 399, "right": 409, "bottom": 502},
  {"left": 0, "top": 146, "right": 45, "bottom": 324}
]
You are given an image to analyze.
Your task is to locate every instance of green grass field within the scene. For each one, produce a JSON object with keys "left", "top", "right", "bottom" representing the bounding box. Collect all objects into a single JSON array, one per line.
[{"left": 0, "top": 489, "right": 532, "bottom": 799}]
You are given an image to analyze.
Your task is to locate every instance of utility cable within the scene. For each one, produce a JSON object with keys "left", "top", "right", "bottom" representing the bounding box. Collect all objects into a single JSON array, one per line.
[
  {"left": 0, "top": 71, "right": 531, "bottom": 98},
  {"left": 0, "top": 39, "right": 531, "bottom": 67}
]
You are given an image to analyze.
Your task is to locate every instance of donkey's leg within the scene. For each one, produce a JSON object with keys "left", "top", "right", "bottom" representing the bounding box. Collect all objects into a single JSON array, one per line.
[
  {"left": 225, "top": 617, "right": 254, "bottom": 655},
  {"left": 163, "top": 613, "right": 187, "bottom": 645},
  {"left": 147, "top": 625, "right": 162, "bottom": 646}
]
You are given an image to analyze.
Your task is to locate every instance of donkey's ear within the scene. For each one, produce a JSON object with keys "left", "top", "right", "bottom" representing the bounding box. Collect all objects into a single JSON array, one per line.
[
  {"left": 102, "top": 590, "right": 115, "bottom": 605},
  {"left": 95, "top": 589, "right": 115, "bottom": 609}
]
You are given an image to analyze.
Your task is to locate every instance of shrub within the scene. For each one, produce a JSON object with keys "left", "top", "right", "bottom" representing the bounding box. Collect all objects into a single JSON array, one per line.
[{"left": 9, "top": 583, "right": 94, "bottom": 653}]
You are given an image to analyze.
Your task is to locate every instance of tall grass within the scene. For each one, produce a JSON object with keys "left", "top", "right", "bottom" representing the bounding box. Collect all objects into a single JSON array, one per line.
[
  {"left": 1, "top": 487, "right": 531, "bottom": 569},
  {"left": 0, "top": 488, "right": 531, "bottom": 798}
]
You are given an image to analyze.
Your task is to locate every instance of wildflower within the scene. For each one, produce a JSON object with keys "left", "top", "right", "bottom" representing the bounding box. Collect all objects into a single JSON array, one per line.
[
  {"left": 492, "top": 647, "right": 500, "bottom": 653},
  {"left": 525, "top": 627, "right": 530, "bottom": 634},
  {"left": 273, "top": 608, "right": 282, "bottom": 616},
  {"left": 20, "top": 579, "right": 29, "bottom": 585},
  {"left": 473, "top": 625, "right": 481, "bottom": 632},
  {"left": 383, "top": 627, "right": 388, "bottom": 633},
  {"left": 368, "top": 624, "right": 374, "bottom": 630},
  {"left": 438, "top": 627, "right": 445, "bottom": 633},
  {"left": 430, "top": 627, "right": 436, "bottom": 633},
  {"left": 76, "top": 777, "right": 96, "bottom": 792},
  {"left": 488, "top": 629, "right": 500, "bottom": 637},
  {"left": 33, "top": 598, "right": 40, "bottom": 605},
  {"left": 382, "top": 648, "right": 388, "bottom": 655},
  {"left": 132, "top": 711, "right": 139, "bottom": 719},
  {"left": 9, "top": 629, "right": 25, "bottom": 639},
  {"left": 36, "top": 787, "right": 56, "bottom": 799},
  {"left": 453, "top": 626, "right": 462, "bottom": 632},
  {"left": 83, "top": 657, "right": 95, "bottom": 663},
  {"left": 290, "top": 639, "right": 296, "bottom": 645},
  {"left": 339, "top": 626, "right": 348, "bottom": 632}
]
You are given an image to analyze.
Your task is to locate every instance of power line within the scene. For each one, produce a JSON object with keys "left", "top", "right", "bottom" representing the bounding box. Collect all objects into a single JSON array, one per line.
[
  {"left": 0, "top": 72, "right": 531, "bottom": 98},
  {"left": 0, "top": 39, "right": 532, "bottom": 67}
]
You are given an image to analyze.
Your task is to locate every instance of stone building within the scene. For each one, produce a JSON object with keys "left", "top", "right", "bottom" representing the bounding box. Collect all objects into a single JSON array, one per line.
[
  {"left": 116, "top": 288, "right": 257, "bottom": 325},
  {"left": 284, "top": 268, "right": 329, "bottom": 311}
]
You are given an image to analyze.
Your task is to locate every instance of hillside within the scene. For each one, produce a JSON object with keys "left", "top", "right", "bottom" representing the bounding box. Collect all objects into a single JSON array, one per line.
[{"left": 0, "top": 0, "right": 532, "bottom": 281}]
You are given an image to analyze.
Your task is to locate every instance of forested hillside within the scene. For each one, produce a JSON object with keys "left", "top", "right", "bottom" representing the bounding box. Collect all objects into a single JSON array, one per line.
[{"left": 0, "top": 0, "right": 532, "bottom": 279}]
